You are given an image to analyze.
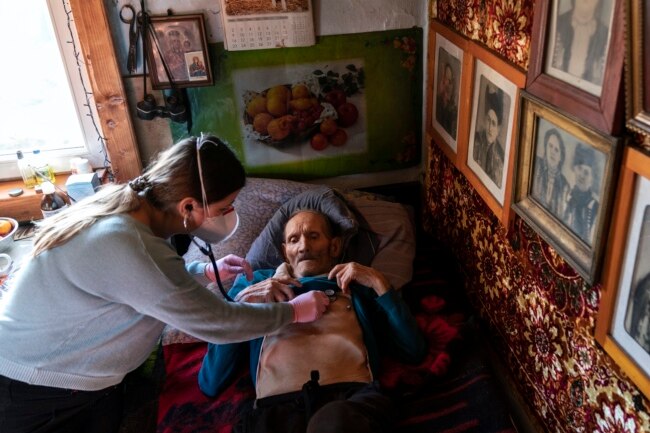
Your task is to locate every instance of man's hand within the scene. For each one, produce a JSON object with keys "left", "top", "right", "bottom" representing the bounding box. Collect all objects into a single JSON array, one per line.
[
  {"left": 234, "top": 275, "right": 301, "bottom": 303},
  {"left": 328, "top": 262, "right": 391, "bottom": 296}
]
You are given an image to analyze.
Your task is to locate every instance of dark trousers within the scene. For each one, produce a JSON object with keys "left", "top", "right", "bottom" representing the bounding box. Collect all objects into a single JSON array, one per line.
[
  {"left": 235, "top": 381, "right": 395, "bottom": 433},
  {"left": 0, "top": 375, "right": 123, "bottom": 433}
]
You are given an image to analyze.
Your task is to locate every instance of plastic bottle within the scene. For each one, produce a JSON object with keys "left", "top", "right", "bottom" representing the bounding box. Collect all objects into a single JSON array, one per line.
[
  {"left": 16, "top": 150, "right": 37, "bottom": 188},
  {"left": 40, "top": 181, "right": 69, "bottom": 219},
  {"left": 30, "top": 149, "right": 56, "bottom": 185}
]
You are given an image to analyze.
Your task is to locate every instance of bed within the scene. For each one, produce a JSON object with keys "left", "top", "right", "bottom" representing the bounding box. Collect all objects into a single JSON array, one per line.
[{"left": 144, "top": 178, "right": 517, "bottom": 433}]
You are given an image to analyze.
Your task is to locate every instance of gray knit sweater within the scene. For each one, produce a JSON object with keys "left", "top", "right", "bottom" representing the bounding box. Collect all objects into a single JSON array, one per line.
[{"left": 0, "top": 215, "right": 293, "bottom": 391}]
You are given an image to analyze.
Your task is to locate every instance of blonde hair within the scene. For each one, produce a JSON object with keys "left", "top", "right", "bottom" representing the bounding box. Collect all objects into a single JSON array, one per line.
[{"left": 32, "top": 135, "right": 245, "bottom": 256}]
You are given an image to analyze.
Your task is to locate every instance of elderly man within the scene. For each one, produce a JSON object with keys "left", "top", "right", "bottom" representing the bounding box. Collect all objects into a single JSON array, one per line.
[{"left": 199, "top": 209, "right": 427, "bottom": 433}]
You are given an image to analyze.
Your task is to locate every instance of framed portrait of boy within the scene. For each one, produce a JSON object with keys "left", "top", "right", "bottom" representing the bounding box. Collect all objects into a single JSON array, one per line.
[
  {"left": 145, "top": 14, "right": 213, "bottom": 89},
  {"left": 595, "top": 145, "right": 650, "bottom": 400},
  {"left": 460, "top": 42, "right": 525, "bottom": 226},
  {"left": 512, "top": 92, "right": 621, "bottom": 283},
  {"left": 526, "top": 0, "right": 624, "bottom": 135},
  {"left": 427, "top": 21, "right": 470, "bottom": 163}
]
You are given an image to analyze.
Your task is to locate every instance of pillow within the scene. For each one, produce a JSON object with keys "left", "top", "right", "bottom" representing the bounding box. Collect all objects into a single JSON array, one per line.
[
  {"left": 245, "top": 186, "right": 378, "bottom": 270},
  {"left": 344, "top": 191, "right": 416, "bottom": 289}
]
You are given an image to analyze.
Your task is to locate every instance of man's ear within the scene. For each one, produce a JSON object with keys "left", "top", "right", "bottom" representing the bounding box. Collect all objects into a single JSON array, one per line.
[{"left": 329, "top": 236, "right": 343, "bottom": 259}]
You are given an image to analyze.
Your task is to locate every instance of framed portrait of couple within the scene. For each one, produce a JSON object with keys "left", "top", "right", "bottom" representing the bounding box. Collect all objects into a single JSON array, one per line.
[
  {"left": 427, "top": 20, "right": 470, "bottom": 163},
  {"left": 512, "top": 92, "right": 621, "bottom": 283},
  {"left": 595, "top": 146, "right": 650, "bottom": 401},
  {"left": 526, "top": 0, "right": 624, "bottom": 135}
]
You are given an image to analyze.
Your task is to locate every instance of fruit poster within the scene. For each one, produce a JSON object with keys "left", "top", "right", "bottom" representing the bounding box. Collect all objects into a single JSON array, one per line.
[{"left": 171, "top": 28, "right": 422, "bottom": 179}]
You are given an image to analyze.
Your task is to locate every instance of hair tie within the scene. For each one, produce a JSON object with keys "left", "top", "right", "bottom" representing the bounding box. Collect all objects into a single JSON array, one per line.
[{"left": 128, "top": 176, "right": 152, "bottom": 193}]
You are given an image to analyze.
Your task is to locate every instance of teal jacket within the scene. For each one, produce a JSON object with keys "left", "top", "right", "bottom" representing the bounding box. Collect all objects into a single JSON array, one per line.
[{"left": 198, "top": 269, "right": 427, "bottom": 397}]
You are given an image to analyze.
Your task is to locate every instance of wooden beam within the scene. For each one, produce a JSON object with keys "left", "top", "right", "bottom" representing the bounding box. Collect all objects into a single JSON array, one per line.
[{"left": 68, "top": 0, "right": 142, "bottom": 182}]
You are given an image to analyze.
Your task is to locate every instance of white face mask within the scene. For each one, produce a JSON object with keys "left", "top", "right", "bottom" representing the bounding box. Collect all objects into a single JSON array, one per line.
[{"left": 191, "top": 208, "right": 239, "bottom": 244}]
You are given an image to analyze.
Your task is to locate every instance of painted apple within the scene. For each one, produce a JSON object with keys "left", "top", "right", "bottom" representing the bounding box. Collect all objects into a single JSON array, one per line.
[
  {"left": 324, "top": 89, "right": 346, "bottom": 108},
  {"left": 253, "top": 112, "right": 273, "bottom": 135},
  {"left": 310, "top": 133, "right": 328, "bottom": 151},
  {"left": 336, "top": 102, "right": 359, "bottom": 127},
  {"left": 319, "top": 117, "right": 338, "bottom": 136},
  {"left": 329, "top": 128, "right": 348, "bottom": 146},
  {"left": 267, "top": 115, "right": 293, "bottom": 141}
]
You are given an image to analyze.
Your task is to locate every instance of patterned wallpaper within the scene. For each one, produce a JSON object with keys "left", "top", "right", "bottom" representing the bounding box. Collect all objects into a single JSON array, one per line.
[{"left": 425, "top": 1, "right": 650, "bottom": 432}]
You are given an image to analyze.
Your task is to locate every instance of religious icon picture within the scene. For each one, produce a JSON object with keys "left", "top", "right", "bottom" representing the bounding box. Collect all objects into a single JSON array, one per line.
[{"left": 145, "top": 14, "right": 213, "bottom": 89}]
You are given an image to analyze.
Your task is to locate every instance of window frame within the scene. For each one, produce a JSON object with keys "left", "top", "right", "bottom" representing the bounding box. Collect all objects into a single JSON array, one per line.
[
  {"left": 1, "top": 1, "right": 140, "bottom": 183},
  {"left": 0, "top": 1, "right": 105, "bottom": 179},
  {"left": 67, "top": 0, "right": 141, "bottom": 182}
]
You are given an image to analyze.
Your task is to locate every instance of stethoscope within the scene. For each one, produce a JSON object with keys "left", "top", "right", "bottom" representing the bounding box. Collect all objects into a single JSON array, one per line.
[{"left": 189, "top": 236, "right": 235, "bottom": 302}]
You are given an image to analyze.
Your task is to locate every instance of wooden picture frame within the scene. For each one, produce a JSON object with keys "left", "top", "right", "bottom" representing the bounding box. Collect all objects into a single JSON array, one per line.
[
  {"left": 426, "top": 20, "right": 471, "bottom": 164},
  {"left": 526, "top": 0, "right": 624, "bottom": 135},
  {"left": 145, "top": 14, "right": 213, "bottom": 90},
  {"left": 512, "top": 92, "right": 621, "bottom": 283},
  {"left": 595, "top": 145, "right": 650, "bottom": 400},
  {"left": 459, "top": 42, "right": 526, "bottom": 227},
  {"left": 626, "top": 0, "right": 650, "bottom": 149}
]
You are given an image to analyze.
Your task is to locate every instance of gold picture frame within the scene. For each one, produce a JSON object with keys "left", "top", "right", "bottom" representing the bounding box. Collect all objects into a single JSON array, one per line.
[
  {"left": 512, "top": 92, "right": 621, "bottom": 283},
  {"left": 595, "top": 145, "right": 650, "bottom": 400}
]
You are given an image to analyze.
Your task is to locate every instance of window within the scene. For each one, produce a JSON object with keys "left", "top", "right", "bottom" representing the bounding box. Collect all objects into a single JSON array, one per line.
[{"left": 0, "top": 0, "right": 107, "bottom": 181}]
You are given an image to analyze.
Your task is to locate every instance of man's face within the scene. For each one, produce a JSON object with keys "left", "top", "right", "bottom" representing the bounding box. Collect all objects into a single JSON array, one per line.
[
  {"left": 546, "top": 135, "right": 562, "bottom": 169},
  {"left": 439, "top": 65, "right": 454, "bottom": 104},
  {"left": 574, "top": 164, "right": 594, "bottom": 192},
  {"left": 282, "top": 211, "right": 342, "bottom": 278},
  {"left": 484, "top": 109, "right": 501, "bottom": 145}
]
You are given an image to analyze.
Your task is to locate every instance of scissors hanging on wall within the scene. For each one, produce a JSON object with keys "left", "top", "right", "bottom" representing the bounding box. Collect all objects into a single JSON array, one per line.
[{"left": 120, "top": 3, "right": 143, "bottom": 75}]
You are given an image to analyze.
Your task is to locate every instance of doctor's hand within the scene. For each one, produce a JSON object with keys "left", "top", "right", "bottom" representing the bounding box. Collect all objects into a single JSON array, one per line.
[
  {"left": 234, "top": 275, "right": 301, "bottom": 303},
  {"left": 205, "top": 254, "right": 253, "bottom": 283},
  {"left": 288, "top": 290, "right": 330, "bottom": 323}
]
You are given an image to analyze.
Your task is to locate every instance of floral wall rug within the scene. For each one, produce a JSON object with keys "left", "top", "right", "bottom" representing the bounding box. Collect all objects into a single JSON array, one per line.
[{"left": 423, "top": 144, "right": 650, "bottom": 432}]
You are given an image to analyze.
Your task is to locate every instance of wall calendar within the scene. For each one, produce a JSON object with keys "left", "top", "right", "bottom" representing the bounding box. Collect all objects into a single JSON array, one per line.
[{"left": 220, "top": 0, "right": 315, "bottom": 51}]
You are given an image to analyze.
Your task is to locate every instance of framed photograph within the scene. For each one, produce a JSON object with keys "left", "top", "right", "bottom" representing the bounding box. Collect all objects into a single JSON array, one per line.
[
  {"left": 512, "top": 92, "right": 621, "bottom": 283},
  {"left": 526, "top": 0, "right": 624, "bottom": 135},
  {"left": 427, "top": 20, "right": 470, "bottom": 163},
  {"left": 145, "top": 14, "right": 213, "bottom": 89},
  {"left": 626, "top": 0, "right": 650, "bottom": 150},
  {"left": 460, "top": 42, "right": 526, "bottom": 226},
  {"left": 595, "top": 146, "right": 650, "bottom": 400}
]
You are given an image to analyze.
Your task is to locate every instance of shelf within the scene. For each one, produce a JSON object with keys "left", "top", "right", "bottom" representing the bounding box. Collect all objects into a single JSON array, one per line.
[{"left": 0, "top": 175, "right": 71, "bottom": 222}]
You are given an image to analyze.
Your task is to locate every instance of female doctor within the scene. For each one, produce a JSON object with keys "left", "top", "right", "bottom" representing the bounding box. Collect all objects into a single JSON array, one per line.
[{"left": 0, "top": 134, "right": 329, "bottom": 433}]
